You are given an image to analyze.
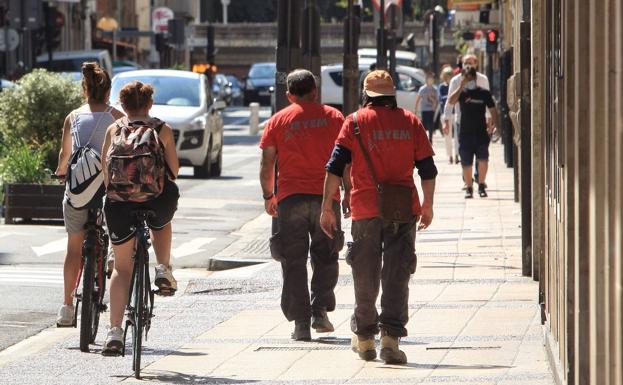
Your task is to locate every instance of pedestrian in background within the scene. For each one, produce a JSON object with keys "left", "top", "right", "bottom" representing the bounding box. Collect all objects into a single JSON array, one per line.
[
  {"left": 443, "top": 54, "right": 491, "bottom": 182},
  {"left": 447, "top": 66, "right": 498, "bottom": 198},
  {"left": 438, "top": 66, "right": 456, "bottom": 164},
  {"left": 320, "top": 70, "right": 437, "bottom": 365},
  {"left": 414, "top": 73, "right": 439, "bottom": 142},
  {"left": 259, "top": 69, "right": 345, "bottom": 341}
]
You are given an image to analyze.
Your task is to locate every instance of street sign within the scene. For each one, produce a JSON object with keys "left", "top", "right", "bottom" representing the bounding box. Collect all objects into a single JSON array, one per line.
[
  {"left": 0, "top": 29, "right": 20, "bottom": 52},
  {"left": 152, "top": 7, "right": 174, "bottom": 33}
]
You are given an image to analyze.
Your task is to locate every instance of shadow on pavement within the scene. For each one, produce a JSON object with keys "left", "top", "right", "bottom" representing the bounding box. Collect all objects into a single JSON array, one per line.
[
  {"left": 383, "top": 362, "right": 514, "bottom": 370},
  {"left": 224, "top": 136, "right": 260, "bottom": 146},
  {"left": 131, "top": 370, "right": 259, "bottom": 384}
]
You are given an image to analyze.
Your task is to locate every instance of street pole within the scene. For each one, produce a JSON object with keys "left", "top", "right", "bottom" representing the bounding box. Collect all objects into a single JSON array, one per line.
[
  {"left": 301, "top": 0, "right": 321, "bottom": 98},
  {"left": 431, "top": 11, "right": 439, "bottom": 76},
  {"left": 275, "top": 0, "right": 300, "bottom": 113},
  {"left": 221, "top": 0, "right": 229, "bottom": 25},
  {"left": 387, "top": 4, "right": 398, "bottom": 85},
  {"left": 343, "top": 0, "right": 360, "bottom": 115},
  {"left": 376, "top": 0, "right": 386, "bottom": 70}
]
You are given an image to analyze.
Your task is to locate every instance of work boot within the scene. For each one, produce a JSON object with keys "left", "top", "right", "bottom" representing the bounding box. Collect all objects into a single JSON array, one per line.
[
  {"left": 291, "top": 320, "right": 311, "bottom": 341},
  {"left": 311, "top": 310, "right": 334, "bottom": 333},
  {"left": 380, "top": 331, "right": 407, "bottom": 365},
  {"left": 464, "top": 186, "right": 474, "bottom": 199},
  {"left": 351, "top": 334, "right": 376, "bottom": 361}
]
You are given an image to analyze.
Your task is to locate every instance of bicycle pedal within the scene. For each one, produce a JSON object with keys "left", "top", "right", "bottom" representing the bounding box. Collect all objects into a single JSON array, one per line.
[
  {"left": 155, "top": 288, "right": 175, "bottom": 297},
  {"left": 56, "top": 323, "right": 74, "bottom": 328}
]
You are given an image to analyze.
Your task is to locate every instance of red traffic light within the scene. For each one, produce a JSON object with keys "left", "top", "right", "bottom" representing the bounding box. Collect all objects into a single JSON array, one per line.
[{"left": 487, "top": 30, "right": 498, "bottom": 42}]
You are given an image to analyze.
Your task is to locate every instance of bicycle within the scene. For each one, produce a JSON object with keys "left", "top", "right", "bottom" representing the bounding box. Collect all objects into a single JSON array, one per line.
[
  {"left": 121, "top": 209, "right": 159, "bottom": 379},
  {"left": 52, "top": 174, "right": 110, "bottom": 353}
]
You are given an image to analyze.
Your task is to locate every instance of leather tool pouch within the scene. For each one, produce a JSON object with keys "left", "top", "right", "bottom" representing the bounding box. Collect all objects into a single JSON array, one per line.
[{"left": 378, "top": 183, "right": 414, "bottom": 223}]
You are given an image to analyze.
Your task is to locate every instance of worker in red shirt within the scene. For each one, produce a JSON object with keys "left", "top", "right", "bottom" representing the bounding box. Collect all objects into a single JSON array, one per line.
[
  {"left": 320, "top": 70, "right": 437, "bottom": 364},
  {"left": 260, "top": 69, "right": 345, "bottom": 341}
]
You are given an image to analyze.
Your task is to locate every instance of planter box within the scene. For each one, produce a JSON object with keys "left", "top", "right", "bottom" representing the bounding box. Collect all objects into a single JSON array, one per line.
[{"left": 3, "top": 183, "right": 64, "bottom": 224}]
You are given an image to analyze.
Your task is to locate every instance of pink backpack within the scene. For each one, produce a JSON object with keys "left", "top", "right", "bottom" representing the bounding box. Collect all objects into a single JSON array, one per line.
[{"left": 106, "top": 117, "right": 166, "bottom": 202}]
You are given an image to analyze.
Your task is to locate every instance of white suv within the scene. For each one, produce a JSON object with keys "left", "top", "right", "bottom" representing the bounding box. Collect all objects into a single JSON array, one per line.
[
  {"left": 111, "top": 70, "right": 226, "bottom": 178},
  {"left": 321, "top": 60, "right": 426, "bottom": 112}
]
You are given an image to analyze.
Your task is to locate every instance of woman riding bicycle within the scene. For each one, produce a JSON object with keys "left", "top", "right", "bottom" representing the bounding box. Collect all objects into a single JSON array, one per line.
[
  {"left": 100, "top": 81, "right": 180, "bottom": 355},
  {"left": 55, "top": 63, "right": 124, "bottom": 327}
]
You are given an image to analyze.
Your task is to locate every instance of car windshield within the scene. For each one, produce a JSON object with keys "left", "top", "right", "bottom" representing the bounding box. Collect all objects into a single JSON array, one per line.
[
  {"left": 249, "top": 64, "right": 275, "bottom": 79},
  {"left": 111, "top": 76, "right": 201, "bottom": 107}
]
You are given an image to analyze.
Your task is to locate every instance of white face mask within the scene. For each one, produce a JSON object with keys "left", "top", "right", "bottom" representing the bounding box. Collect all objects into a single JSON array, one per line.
[{"left": 465, "top": 80, "right": 477, "bottom": 90}]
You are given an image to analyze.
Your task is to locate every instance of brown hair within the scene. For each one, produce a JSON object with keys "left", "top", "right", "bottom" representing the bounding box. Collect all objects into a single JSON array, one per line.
[
  {"left": 118, "top": 81, "right": 154, "bottom": 113},
  {"left": 81, "top": 62, "right": 111, "bottom": 103}
]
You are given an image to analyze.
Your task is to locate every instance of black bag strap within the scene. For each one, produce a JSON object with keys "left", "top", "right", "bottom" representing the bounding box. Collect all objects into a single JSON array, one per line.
[{"left": 353, "top": 111, "right": 382, "bottom": 193}]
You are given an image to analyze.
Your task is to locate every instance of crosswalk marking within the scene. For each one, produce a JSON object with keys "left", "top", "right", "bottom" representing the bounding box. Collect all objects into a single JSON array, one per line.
[
  {"left": 31, "top": 238, "right": 67, "bottom": 257},
  {"left": 172, "top": 238, "right": 216, "bottom": 259},
  {"left": 0, "top": 266, "right": 63, "bottom": 287}
]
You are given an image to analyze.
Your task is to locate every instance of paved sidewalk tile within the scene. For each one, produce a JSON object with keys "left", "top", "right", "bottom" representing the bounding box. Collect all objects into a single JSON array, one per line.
[{"left": 126, "top": 141, "right": 555, "bottom": 384}]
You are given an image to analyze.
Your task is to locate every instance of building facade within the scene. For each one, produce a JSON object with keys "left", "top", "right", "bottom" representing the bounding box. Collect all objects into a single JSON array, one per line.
[{"left": 503, "top": 0, "right": 623, "bottom": 384}]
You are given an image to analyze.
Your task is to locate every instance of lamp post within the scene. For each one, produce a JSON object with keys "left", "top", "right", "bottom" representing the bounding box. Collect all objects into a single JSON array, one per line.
[
  {"left": 343, "top": 0, "right": 361, "bottom": 115},
  {"left": 221, "top": 0, "right": 229, "bottom": 24}
]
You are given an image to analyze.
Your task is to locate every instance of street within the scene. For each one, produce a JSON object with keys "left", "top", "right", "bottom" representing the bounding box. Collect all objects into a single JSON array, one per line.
[{"left": 0, "top": 106, "right": 272, "bottom": 352}]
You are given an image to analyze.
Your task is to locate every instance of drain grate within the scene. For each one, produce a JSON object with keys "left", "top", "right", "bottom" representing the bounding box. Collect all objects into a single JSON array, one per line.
[
  {"left": 255, "top": 345, "right": 350, "bottom": 352},
  {"left": 426, "top": 346, "right": 501, "bottom": 351},
  {"left": 241, "top": 239, "right": 270, "bottom": 256}
]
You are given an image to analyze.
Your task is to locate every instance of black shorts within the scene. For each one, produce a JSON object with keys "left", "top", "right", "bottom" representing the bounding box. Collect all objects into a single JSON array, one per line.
[
  {"left": 459, "top": 137, "right": 490, "bottom": 166},
  {"left": 104, "top": 179, "right": 179, "bottom": 245}
]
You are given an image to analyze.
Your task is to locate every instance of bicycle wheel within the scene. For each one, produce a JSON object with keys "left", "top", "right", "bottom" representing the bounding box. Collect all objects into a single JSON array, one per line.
[
  {"left": 90, "top": 241, "right": 107, "bottom": 343},
  {"left": 131, "top": 255, "right": 144, "bottom": 379},
  {"left": 80, "top": 245, "right": 97, "bottom": 352}
]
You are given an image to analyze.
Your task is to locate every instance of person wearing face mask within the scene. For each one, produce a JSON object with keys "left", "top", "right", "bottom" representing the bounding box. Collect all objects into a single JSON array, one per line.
[
  {"left": 414, "top": 73, "right": 439, "bottom": 142},
  {"left": 442, "top": 54, "right": 490, "bottom": 166},
  {"left": 447, "top": 67, "right": 498, "bottom": 198}
]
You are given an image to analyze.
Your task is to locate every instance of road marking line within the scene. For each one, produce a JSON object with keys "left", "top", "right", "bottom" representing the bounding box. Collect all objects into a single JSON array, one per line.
[
  {"left": 31, "top": 237, "right": 68, "bottom": 257},
  {"left": 172, "top": 237, "right": 216, "bottom": 259}
]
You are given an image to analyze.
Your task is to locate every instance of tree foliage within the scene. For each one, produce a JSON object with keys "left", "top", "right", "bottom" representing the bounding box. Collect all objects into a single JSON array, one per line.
[{"left": 0, "top": 69, "right": 83, "bottom": 170}]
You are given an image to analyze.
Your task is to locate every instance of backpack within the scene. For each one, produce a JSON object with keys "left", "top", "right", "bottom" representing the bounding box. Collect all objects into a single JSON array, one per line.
[
  {"left": 65, "top": 109, "right": 110, "bottom": 209},
  {"left": 105, "top": 117, "right": 166, "bottom": 203}
]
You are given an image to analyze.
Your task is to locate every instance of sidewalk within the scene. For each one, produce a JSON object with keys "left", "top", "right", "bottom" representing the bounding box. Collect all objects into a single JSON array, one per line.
[{"left": 126, "top": 139, "right": 555, "bottom": 385}]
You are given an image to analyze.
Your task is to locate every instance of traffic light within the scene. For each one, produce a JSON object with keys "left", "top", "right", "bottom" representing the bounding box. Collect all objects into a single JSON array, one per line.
[
  {"left": 486, "top": 29, "right": 498, "bottom": 53},
  {"left": 43, "top": 4, "right": 64, "bottom": 51}
]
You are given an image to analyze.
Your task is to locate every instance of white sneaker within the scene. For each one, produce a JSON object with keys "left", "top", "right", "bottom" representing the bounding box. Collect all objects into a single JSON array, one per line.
[
  {"left": 106, "top": 248, "right": 115, "bottom": 277},
  {"left": 56, "top": 304, "right": 75, "bottom": 327},
  {"left": 154, "top": 264, "right": 177, "bottom": 295},
  {"left": 102, "top": 326, "right": 124, "bottom": 356}
]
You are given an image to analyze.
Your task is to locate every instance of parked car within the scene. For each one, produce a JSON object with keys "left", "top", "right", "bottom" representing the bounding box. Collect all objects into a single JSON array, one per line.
[
  {"left": 1, "top": 79, "right": 15, "bottom": 91},
  {"left": 110, "top": 69, "right": 226, "bottom": 178},
  {"left": 320, "top": 60, "right": 425, "bottom": 112},
  {"left": 212, "top": 73, "right": 233, "bottom": 106},
  {"left": 243, "top": 62, "right": 276, "bottom": 106},
  {"left": 112, "top": 60, "right": 142, "bottom": 76},
  {"left": 36, "top": 50, "right": 113, "bottom": 81},
  {"left": 358, "top": 48, "right": 418, "bottom": 68},
  {"left": 226, "top": 75, "right": 243, "bottom": 106}
]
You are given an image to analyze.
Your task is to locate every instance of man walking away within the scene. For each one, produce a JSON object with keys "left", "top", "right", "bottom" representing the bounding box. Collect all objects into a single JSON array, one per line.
[
  {"left": 447, "top": 66, "right": 498, "bottom": 198},
  {"left": 320, "top": 70, "right": 437, "bottom": 365},
  {"left": 415, "top": 73, "right": 439, "bottom": 142},
  {"left": 260, "top": 69, "right": 345, "bottom": 341}
]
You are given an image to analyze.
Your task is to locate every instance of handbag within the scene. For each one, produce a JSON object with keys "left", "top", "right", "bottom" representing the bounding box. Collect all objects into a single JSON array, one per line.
[{"left": 352, "top": 111, "right": 414, "bottom": 223}]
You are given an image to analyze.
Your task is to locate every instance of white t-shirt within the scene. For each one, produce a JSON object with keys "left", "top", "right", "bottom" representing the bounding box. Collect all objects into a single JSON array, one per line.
[{"left": 443, "top": 72, "right": 490, "bottom": 122}]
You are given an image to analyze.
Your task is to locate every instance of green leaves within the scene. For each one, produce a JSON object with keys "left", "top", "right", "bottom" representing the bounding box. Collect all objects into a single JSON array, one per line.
[
  {"left": 0, "top": 139, "right": 49, "bottom": 184},
  {"left": 0, "top": 69, "right": 82, "bottom": 171}
]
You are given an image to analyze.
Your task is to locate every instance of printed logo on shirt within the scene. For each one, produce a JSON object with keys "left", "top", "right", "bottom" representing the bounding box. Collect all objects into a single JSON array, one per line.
[
  {"left": 465, "top": 98, "right": 485, "bottom": 104},
  {"left": 372, "top": 129, "right": 412, "bottom": 141},
  {"left": 284, "top": 118, "right": 329, "bottom": 142}
]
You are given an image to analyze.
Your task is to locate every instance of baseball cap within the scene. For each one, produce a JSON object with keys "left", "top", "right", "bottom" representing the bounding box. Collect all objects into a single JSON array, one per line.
[{"left": 363, "top": 70, "right": 396, "bottom": 97}]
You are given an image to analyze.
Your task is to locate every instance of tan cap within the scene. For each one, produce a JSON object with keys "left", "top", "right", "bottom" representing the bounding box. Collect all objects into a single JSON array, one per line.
[{"left": 363, "top": 70, "right": 396, "bottom": 97}]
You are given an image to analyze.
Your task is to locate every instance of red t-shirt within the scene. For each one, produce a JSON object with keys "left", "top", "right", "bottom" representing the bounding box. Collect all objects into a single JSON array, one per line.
[
  {"left": 260, "top": 102, "right": 344, "bottom": 202},
  {"left": 336, "top": 106, "right": 434, "bottom": 220}
]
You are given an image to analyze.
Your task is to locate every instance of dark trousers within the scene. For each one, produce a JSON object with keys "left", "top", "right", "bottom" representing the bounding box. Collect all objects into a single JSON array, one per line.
[
  {"left": 347, "top": 218, "right": 417, "bottom": 338},
  {"left": 276, "top": 194, "right": 341, "bottom": 322},
  {"left": 422, "top": 110, "right": 436, "bottom": 142}
]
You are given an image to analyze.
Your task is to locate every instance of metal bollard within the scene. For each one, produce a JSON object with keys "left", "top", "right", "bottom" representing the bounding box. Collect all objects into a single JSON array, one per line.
[{"left": 249, "top": 103, "right": 260, "bottom": 135}]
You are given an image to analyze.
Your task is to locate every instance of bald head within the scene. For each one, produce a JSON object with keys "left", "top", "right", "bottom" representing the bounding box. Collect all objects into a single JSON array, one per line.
[{"left": 462, "top": 54, "right": 479, "bottom": 69}]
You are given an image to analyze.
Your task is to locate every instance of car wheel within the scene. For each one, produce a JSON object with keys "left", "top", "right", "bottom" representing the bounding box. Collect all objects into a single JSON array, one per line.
[
  {"left": 210, "top": 146, "right": 222, "bottom": 177},
  {"left": 193, "top": 139, "right": 212, "bottom": 179}
]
